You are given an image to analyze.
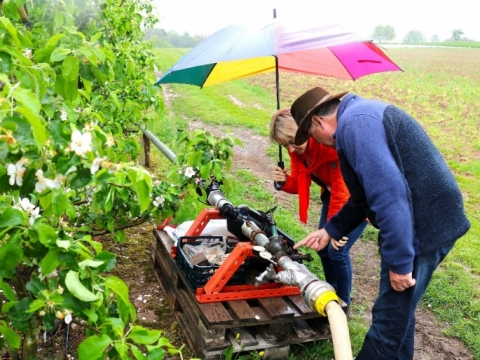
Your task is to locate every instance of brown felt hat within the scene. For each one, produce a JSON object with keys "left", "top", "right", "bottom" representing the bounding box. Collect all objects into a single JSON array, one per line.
[{"left": 291, "top": 87, "right": 348, "bottom": 145}]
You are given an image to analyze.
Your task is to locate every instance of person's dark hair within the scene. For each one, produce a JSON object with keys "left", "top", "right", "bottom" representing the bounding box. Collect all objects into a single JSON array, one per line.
[{"left": 315, "top": 99, "right": 341, "bottom": 117}]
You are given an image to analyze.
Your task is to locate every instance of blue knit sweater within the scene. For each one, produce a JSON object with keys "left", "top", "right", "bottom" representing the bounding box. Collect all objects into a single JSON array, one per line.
[{"left": 324, "top": 94, "right": 470, "bottom": 274}]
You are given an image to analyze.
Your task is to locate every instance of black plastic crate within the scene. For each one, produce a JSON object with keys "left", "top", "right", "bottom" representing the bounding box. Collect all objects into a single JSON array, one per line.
[{"left": 176, "top": 236, "right": 249, "bottom": 292}]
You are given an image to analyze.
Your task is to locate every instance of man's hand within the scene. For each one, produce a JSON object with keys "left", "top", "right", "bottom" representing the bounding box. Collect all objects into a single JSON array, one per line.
[
  {"left": 272, "top": 166, "right": 288, "bottom": 183},
  {"left": 293, "top": 229, "right": 331, "bottom": 252},
  {"left": 331, "top": 236, "right": 348, "bottom": 250},
  {"left": 389, "top": 271, "right": 416, "bottom": 291}
]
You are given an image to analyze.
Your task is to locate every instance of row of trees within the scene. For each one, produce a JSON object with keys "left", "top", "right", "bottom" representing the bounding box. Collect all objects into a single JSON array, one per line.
[
  {"left": 372, "top": 25, "right": 471, "bottom": 43},
  {"left": 144, "top": 28, "right": 204, "bottom": 48}
]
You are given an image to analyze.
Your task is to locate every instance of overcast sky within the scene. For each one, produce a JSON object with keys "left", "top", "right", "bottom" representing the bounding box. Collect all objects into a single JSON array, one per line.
[{"left": 153, "top": 0, "right": 480, "bottom": 42}]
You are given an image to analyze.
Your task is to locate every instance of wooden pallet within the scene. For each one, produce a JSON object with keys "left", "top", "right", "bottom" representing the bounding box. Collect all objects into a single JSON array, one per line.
[{"left": 151, "top": 228, "right": 331, "bottom": 360}]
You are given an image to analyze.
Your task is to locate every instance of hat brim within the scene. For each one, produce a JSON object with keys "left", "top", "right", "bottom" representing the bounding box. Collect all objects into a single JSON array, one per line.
[{"left": 294, "top": 91, "right": 348, "bottom": 145}]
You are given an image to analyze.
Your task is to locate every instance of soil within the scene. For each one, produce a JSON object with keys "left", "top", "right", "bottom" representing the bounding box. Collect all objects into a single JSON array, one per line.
[{"left": 31, "top": 86, "right": 473, "bottom": 360}]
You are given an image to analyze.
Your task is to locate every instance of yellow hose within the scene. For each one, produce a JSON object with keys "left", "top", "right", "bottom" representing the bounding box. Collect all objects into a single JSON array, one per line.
[{"left": 325, "top": 301, "right": 353, "bottom": 360}]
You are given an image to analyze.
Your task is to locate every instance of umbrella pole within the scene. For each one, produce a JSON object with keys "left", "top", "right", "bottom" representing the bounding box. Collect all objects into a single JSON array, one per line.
[{"left": 275, "top": 56, "right": 284, "bottom": 170}]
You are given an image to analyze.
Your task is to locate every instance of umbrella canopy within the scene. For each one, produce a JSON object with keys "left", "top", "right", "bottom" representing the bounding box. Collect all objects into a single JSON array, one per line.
[
  {"left": 156, "top": 21, "right": 402, "bottom": 88},
  {"left": 156, "top": 19, "right": 402, "bottom": 167}
]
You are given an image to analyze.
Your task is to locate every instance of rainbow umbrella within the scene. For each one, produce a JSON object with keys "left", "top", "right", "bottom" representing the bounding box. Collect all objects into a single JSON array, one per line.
[{"left": 156, "top": 20, "right": 402, "bottom": 165}]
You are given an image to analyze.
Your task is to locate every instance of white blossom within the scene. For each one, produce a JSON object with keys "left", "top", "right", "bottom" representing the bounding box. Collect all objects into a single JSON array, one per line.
[
  {"left": 153, "top": 195, "right": 165, "bottom": 207},
  {"left": 23, "top": 49, "right": 32, "bottom": 59},
  {"left": 6, "top": 159, "right": 26, "bottom": 186},
  {"left": 38, "top": 268, "right": 58, "bottom": 281},
  {"left": 28, "top": 207, "right": 40, "bottom": 225},
  {"left": 60, "top": 109, "right": 68, "bottom": 121},
  {"left": 19, "top": 197, "right": 36, "bottom": 212},
  {"left": 18, "top": 197, "right": 41, "bottom": 225},
  {"left": 35, "top": 170, "right": 62, "bottom": 193},
  {"left": 70, "top": 130, "right": 92, "bottom": 156},
  {"left": 90, "top": 157, "right": 106, "bottom": 174},
  {"left": 184, "top": 166, "right": 195, "bottom": 178},
  {"left": 65, "top": 313, "right": 72, "bottom": 325}
]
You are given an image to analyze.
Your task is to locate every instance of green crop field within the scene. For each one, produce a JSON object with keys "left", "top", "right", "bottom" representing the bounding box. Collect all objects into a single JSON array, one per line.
[{"left": 152, "top": 47, "right": 480, "bottom": 359}]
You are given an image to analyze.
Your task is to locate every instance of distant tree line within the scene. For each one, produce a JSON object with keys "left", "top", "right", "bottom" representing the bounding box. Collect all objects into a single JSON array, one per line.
[
  {"left": 144, "top": 28, "right": 205, "bottom": 48},
  {"left": 372, "top": 25, "right": 476, "bottom": 43}
]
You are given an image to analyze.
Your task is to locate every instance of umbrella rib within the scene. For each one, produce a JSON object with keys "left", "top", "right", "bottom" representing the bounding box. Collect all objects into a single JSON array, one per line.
[{"left": 328, "top": 48, "right": 356, "bottom": 80}]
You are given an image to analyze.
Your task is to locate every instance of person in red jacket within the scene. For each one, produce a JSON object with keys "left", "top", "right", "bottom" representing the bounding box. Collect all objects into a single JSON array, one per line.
[{"left": 270, "top": 108, "right": 367, "bottom": 311}]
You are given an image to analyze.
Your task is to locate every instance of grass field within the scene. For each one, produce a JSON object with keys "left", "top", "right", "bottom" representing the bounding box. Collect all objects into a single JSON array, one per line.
[{"left": 152, "top": 47, "right": 480, "bottom": 358}]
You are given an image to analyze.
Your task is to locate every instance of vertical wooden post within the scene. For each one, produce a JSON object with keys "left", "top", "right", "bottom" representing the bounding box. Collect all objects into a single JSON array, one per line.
[{"left": 142, "top": 133, "right": 150, "bottom": 167}]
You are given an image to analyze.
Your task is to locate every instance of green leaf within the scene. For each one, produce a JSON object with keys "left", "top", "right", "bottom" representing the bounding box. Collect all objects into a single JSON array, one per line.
[
  {"left": 78, "top": 334, "right": 112, "bottom": 360},
  {"left": 0, "top": 232, "right": 23, "bottom": 272},
  {"left": 12, "top": 86, "right": 40, "bottom": 114},
  {"left": 104, "top": 276, "right": 134, "bottom": 322},
  {"left": 107, "top": 317, "right": 125, "bottom": 338},
  {"left": 104, "top": 277, "right": 129, "bottom": 305},
  {"left": 94, "top": 251, "right": 116, "bottom": 272},
  {"left": 0, "top": 208, "right": 24, "bottom": 228},
  {"left": 34, "top": 45, "right": 56, "bottom": 63},
  {"left": 45, "top": 33, "right": 65, "bottom": 48},
  {"left": 62, "top": 56, "right": 80, "bottom": 82},
  {"left": 114, "top": 342, "right": 129, "bottom": 360},
  {"left": 54, "top": 11, "right": 64, "bottom": 28},
  {"left": 64, "top": 79, "right": 78, "bottom": 101},
  {"left": 0, "top": 18, "right": 21, "bottom": 47},
  {"left": 0, "top": 280, "right": 17, "bottom": 301},
  {"left": 34, "top": 223, "right": 57, "bottom": 246},
  {"left": 56, "top": 239, "right": 71, "bottom": 250},
  {"left": 0, "top": 325, "right": 21, "bottom": 349},
  {"left": 114, "top": 230, "right": 126, "bottom": 243},
  {"left": 71, "top": 168, "right": 92, "bottom": 189},
  {"left": 15, "top": 106, "right": 47, "bottom": 149},
  {"left": 131, "top": 171, "right": 152, "bottom": 213},
  {"left": 130, "top": 345, "right": 148, "bottom": 360},
  {"left": 65, "top": 270, "right": 98, "bottom": 302},
  {"left": 78, "top": 46, "right": 98, "bottom": 67},
  {"left": 26, "top": 277, "right": 47, "bottom": 297},
  {"left": 27, "top": 299, "right": 45, "bottom": 313},
  {"left": 82, "top": 307, "right": 98, "bottom": 323},
  {"left": 51, "top": 191, "right": 67, "bottom": 217},
  {"left": 50, "top": 48, "right": 72, "bottom": 62},
  {"left": 127, "top": 326, "right": 161, "bottom": 345},
  {"left": 40, "top": 249, "right": 60, "bottom": 275},
  {"left": 0, "top": 51, "right": 12, "bottom": 73},
  {"left": 144, "top": 347, "right": 165, "bottom": 360},
  {"left": 3, "top": 116, "right": 36, "bottom": 146},
  {"left": 8, "top": 297, "right": 34, "bottom": 332},
  {"left": 78, "top": 259, "right": 104, "bottom": 269}
]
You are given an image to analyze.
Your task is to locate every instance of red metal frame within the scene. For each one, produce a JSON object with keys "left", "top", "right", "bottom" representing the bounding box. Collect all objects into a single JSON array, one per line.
[
  {"left": 173, "top": 212, "right": 302, "bottom": 303},
  {"left": 184, "top": 209, "right": 224, "bottom": 236}
]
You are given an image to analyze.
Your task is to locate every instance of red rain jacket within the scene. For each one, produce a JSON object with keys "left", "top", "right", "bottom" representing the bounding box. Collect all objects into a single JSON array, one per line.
[{"left": 280, "top": 138, "right": 350, "bottom": 224}]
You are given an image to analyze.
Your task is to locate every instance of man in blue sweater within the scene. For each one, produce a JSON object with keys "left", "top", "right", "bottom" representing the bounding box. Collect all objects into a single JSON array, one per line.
[{"left": 290, "top": 87, "right": 471, "bottom": 359}]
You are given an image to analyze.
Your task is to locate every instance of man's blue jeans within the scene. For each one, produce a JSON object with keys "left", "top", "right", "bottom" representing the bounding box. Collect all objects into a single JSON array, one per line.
[
  {"left": 317, "top": 191, "right": 368, "bottom": 305},
  {"left": 355, "top": 241, "right": 455, "bottom": 360}
]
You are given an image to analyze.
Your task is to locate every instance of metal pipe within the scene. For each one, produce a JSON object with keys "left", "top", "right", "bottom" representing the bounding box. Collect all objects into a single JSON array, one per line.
[{"left": 141, "top": 128, "right": 177, "bottom": 163}]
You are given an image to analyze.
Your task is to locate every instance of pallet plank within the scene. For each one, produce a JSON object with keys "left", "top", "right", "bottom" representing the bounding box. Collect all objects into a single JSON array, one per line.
[
  {"left": 288, "top": 295, "right": 315, "bottom": 315},
  {"left": 227, "top": 300, "right": 257, "bottom": 320},
  {"left": 292, "top": 319, "right": 317, "bottom": 339},
  {"left": 199, "top": 302, "right": 233, "bottom": 325},
  {"left": 258, "top": 297, "right": 295, "bottom": 319},
  {"left": 227, "top": 327, "right": 259, "bottom": 346}
]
